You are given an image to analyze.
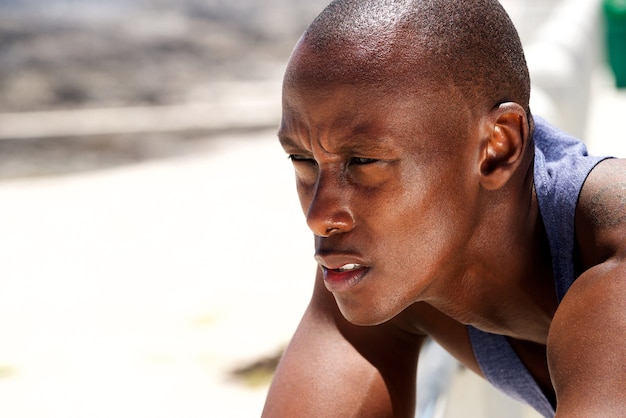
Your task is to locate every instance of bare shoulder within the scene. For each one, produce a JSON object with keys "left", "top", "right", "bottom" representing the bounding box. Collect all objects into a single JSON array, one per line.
[
  {"left": 576, "top": 158, "right": 626, "bottom": 266},
  {"left": 550, "top": 157, "right": 626, "bottom": 416},
  {"left": 547, "top": 259, "right": 626, "bottom": 416}
]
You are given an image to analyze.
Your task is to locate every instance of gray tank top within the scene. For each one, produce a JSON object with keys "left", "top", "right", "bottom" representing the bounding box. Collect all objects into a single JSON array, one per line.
[{"left": 467, "top": 117, "right": 610, "bottom": 418}]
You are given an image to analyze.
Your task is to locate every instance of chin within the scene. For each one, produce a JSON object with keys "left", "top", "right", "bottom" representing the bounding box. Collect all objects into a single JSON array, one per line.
[{"left": 336, "top": 297, "right": 399, "bottom": 327}]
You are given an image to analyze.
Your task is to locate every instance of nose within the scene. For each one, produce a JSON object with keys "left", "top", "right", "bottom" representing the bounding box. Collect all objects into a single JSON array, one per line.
[{"left": 305, "top": 174, "right": 355, "bottom": 237}]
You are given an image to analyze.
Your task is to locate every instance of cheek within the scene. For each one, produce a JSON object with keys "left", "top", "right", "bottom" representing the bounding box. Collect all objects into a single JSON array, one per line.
[{"left": 376, "top": 175, "right": 469, "bottom": 268}]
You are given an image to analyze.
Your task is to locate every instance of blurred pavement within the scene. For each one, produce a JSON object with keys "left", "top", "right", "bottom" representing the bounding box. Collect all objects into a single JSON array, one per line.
[{"left": 0, "top": 130, "right": 316, "bottom": 417}]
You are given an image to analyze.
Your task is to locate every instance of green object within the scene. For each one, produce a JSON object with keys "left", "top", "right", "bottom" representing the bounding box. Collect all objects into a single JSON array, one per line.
[{"left": 603, "top": 0, "right": 626, "bottom": 88}]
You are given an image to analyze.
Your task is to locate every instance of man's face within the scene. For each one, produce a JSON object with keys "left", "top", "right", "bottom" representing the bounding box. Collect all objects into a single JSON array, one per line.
[{"left": 279, "top": 74, "right": 483, "bottom": 326}]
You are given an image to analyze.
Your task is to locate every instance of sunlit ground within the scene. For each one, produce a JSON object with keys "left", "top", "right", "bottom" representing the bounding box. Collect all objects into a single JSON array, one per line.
[{"left": 0, "top": 130, "right": 316, "bottom": 418}]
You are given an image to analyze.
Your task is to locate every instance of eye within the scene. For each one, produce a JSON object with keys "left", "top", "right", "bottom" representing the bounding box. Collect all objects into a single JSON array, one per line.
[
  {"left": 349, "top": 157, "right": 378, "bottom": 165},
  {"left": 288, "top": 154, "right": 317, "bottom": 165}
]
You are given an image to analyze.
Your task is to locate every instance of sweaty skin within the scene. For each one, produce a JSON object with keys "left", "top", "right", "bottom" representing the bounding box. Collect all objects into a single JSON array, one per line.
[{"left": 263, "top": 2, "right": 626, "bottom": 417}]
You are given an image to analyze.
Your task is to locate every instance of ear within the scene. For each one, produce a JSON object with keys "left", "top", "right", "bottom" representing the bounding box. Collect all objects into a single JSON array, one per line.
[{"left": 479, "top": 102, "right": 529, "bottom": 191}]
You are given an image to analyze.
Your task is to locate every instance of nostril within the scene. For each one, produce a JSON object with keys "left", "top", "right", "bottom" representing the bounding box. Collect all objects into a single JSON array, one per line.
[{"left": 325, "top": 226, "right": 339, "bottom": 236}]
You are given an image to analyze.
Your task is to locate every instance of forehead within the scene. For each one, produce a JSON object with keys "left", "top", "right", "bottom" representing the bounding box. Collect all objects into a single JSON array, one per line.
[
  {"left": 279, "top": 88, "right": 389, "bottom": 154},
  {"left": 285, "top": 31, "right": 430, "bottom": 93},
  {"left": 279, "top": 37, "right": 475, "bottom": 151},
  {"left": 283, "top": 35, "right": 466, "bottom": 115},
  {"left": 280, "top": 74, "right": 467, "bottom": 152}
]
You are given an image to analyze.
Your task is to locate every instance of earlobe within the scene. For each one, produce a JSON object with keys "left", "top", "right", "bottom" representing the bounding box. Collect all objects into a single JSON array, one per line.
[{"left": 479, "top": 103, "right": 528, "bottom": 191}]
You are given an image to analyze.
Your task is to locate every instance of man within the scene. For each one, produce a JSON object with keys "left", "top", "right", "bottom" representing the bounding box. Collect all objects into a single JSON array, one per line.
[{"left": 262, "top": 0, "right": 626, "bottom": 416}]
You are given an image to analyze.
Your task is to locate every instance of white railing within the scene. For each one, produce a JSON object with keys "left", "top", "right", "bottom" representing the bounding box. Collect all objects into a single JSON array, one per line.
[{"left": 525, "top": 0, "right": 604, "bottom": 139}]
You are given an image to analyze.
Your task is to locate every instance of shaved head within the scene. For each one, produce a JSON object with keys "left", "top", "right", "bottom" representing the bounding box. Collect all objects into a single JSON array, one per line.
[{"left": 285, "top": 0, "right": 530, "bottom": 116}]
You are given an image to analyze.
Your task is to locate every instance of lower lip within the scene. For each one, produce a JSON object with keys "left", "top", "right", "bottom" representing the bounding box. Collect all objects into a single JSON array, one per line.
[{"left": 322, "top": 266, "right": 370, "bottom": 293}]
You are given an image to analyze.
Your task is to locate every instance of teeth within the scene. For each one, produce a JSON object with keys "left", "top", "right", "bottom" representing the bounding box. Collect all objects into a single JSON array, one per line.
[{"left": 336, "top": 264, "right": 362, "bottom": 272}]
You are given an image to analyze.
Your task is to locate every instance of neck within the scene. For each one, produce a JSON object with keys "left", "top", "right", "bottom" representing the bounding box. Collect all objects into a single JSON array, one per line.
[{"left": 426, "top": 161, "right": 557, "bottom": 344}]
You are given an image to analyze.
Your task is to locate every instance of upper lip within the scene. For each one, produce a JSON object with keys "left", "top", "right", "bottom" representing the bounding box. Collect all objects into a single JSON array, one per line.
[{"left": 314, "top": 251, "right": 369, "bottom": 271}]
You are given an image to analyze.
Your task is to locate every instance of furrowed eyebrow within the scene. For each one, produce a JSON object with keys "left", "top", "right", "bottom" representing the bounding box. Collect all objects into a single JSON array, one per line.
[
  {"left": 337, "top": 136, "right": 396, "bottom": 155},
  {"left": 277, "top": 133, "right": 303, "bottom": 152},
  {"left": 278, "top": 130, "right": 396, "bottom": 155}
]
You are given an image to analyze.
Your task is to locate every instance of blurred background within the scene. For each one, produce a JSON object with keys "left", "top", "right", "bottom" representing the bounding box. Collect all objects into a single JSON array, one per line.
[{"left": 0, "top": 0, "right": 624, "bottom": 417}]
